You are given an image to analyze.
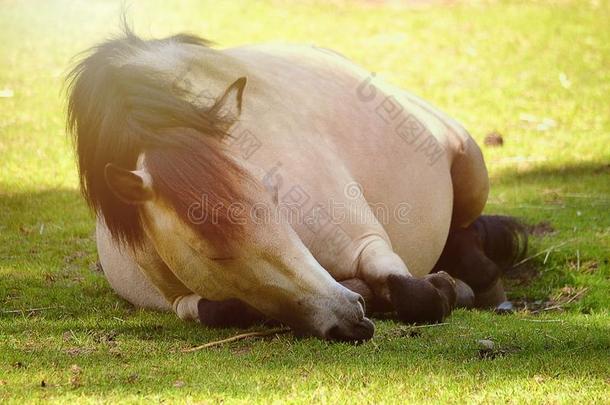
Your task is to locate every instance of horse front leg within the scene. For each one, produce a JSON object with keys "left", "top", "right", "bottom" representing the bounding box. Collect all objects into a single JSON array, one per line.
[
  {"left": 135, "top": 248, "right": 267, "bottom": 328},
  {"left": 137, "top": 251, "right": 267, "bottom": 328},
  {"left": 130, "top": 248, "right": 201, "bottom": 322},
  {"left": 355, "top": 238, "right": 457, "bottom": 324},
  {"left": 196, "top": 299, "right": 268, "bottom": 328}
]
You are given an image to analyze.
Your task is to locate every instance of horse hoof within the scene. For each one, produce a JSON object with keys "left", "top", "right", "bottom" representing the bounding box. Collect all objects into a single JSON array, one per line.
[
  {"left": 424, "top": 271, "right": 458, "bottom": 309},
  {"left": 474, "top": 279, "right": 508, "bottom": 309},
  {"left": 387, "top": 274, "right": 453, "bottom": 324},
  {"left": 454, "top": 278, "right": 476, "bottom": 308},
  {"left": 494, "top": 300, "right": 514, "bottom": 315},
  {"left": 197, "top": 298, "right": 265, "bottom": 328}
]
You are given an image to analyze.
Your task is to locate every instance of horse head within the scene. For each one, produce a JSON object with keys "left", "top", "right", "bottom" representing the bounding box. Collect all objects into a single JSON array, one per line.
[{"left": 68, "top": 29, "right": 373, "bottom": 341}]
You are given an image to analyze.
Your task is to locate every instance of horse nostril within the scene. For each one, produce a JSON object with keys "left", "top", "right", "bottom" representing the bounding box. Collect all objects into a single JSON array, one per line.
[
  {"left": 357, "top": 295, "right": 366, "bottom": 315},
  {"left": 325, "top": 318, "right": 375, "bottom": 342},
  {"left": 353, "top": 318, "right": 375, "bottom": 342},
  {"left": 326, "top": 325, "right": 344, "bottom": 341}
]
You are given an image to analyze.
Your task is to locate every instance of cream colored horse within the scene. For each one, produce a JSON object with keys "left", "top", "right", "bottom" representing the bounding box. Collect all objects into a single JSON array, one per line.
[{"left": 68, "top": 30, "right": 525, "bottom": 341}]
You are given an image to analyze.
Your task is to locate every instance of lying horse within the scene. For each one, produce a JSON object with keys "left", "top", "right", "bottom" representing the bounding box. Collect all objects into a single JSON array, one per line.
[{"left": 67, "top": 29, "right": 527, "bottom": 341}]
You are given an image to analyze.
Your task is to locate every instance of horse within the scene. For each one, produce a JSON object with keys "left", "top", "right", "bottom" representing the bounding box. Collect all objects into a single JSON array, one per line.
[{"left": 67, "top": 28, "right": 527, "bottom": 341}]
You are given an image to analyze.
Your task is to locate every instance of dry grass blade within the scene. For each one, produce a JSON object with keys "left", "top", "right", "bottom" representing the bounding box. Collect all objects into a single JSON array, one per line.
[
  {"left": 521, "top": 319, "right": 564, "bottom": 323},
  {"left": 182, "top": 327, "right": 291, "bottom": 353},
  {"left": 530, "top": 287, "right": 589, "bottom": 314},
  {"left": 407, "top": 322, "right": 450, "bottom": 329},
  {"left": 1, "top": 306, "right": 61, "bottom": 314},
  {"left": 512, "top": 239, "right": 577, "bottom": 268}
]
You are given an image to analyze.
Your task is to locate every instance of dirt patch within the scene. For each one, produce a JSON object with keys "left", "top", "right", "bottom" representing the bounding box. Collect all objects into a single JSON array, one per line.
[
  {"left": 65, "top": 347, "right": 95, "bottom": 357},
  {"left": 568, "top": 260, "right": 599, "bottom": 274},
  {"left": 505, "top": 261, "right": 540, "bottom": 286},
  {"left": 509, "top": 286, "right": 588, "bottom": 313},
  {"left": 484, "top": 131, "right": 504, "bottom": 147}
]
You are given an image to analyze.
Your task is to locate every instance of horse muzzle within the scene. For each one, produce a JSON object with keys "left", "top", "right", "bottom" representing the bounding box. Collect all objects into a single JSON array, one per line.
[
  {"left": 300, "top": 288, "right": 375, "bottom": 342},
  {"left": 324, "top": 316, "right": 375, "bottom": 342}
]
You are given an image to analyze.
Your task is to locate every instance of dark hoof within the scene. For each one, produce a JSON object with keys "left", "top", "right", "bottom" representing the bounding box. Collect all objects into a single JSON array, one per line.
[
  {"left": 494, "top": 301, "right": 514, "bottom": 315},
  {"left": 388, "top": 273, "right": 456, "bottom": 324},
  {"left": 474, "top": 279, "right": 508, "bottom": 309},
  {"left": 454, "top": 278, "right": 476, "bottom": 308},
  {"left": 424, "top": 271, "right": 458, "bottom": 309},
  {"left": 197, "top": 298, "right": 266, "bottom": 328}
]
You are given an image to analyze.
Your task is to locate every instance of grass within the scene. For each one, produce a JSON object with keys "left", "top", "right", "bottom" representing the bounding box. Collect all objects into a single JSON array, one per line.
[{"left": 1, "top": 0, "right": 609, "bottom": 403}]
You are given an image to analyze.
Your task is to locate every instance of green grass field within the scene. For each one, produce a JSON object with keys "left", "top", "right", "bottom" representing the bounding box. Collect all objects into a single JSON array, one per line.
[{"left": 1, "top": 0, "right": 609, "bottom": 403}]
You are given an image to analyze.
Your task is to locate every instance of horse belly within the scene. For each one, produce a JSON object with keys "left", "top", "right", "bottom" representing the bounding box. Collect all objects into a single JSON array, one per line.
[
  {"left": 96, "top": 220, "right": 170, "bottom": 310},
  {"left": 364, "top": 161, "right": 453, "bottom": 278}
]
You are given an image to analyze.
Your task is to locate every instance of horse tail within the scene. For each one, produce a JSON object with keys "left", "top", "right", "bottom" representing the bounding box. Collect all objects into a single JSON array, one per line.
[{"left": 471, "top": 215, "right": 528, "bottom": 271}]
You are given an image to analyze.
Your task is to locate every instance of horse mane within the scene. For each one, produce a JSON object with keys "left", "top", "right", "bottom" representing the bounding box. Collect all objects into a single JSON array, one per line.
[{"left": 66, "top": 27, "right": 250, "bottom": 248}]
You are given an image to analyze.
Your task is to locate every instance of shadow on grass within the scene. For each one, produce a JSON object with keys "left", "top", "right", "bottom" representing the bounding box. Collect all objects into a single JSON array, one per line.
[
  {"left": 491, "top": 161, "right": 610, "bottom": 186},
  {"left": 0, "top": 187, "right": 91, "bottom": 245}
]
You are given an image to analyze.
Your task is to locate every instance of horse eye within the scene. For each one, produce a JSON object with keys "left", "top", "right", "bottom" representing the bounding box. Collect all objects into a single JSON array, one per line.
[{"left": 208, "top": 256, "right": 236, "bottom": 262}]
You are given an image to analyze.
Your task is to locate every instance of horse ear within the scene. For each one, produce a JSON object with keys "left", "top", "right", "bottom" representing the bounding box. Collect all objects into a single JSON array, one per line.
[
  {"left": 104, "top": 163, "right": 153, "bottom": 204},
  {"left": 211, "top": 77, "right": 247, "bottom": 120}
]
